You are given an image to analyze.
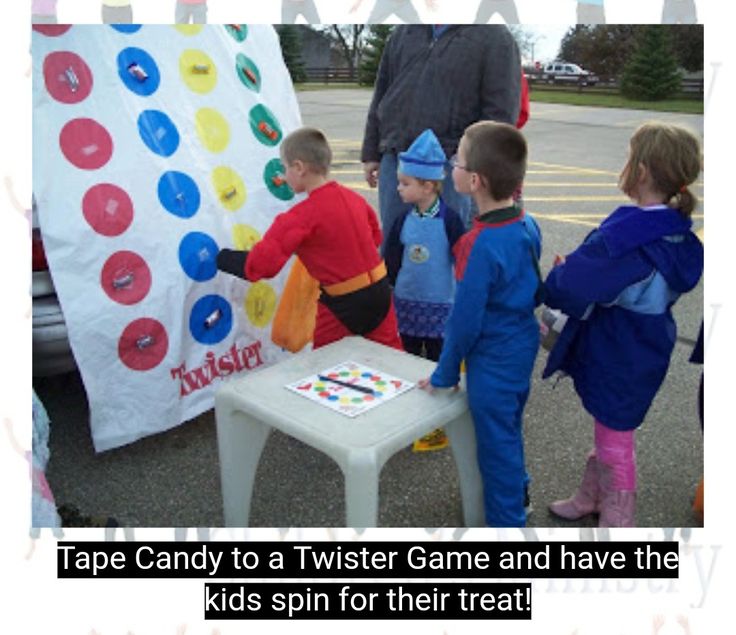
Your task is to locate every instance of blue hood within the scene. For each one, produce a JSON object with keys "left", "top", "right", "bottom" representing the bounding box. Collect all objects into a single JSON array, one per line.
[{"left": 599, "top": 206, "right": 703, "bottom": 293}]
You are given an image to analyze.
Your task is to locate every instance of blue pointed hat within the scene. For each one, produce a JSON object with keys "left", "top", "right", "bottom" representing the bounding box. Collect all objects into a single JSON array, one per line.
[{"left": 398, "top": 129, "right": 446, "bottom": 180}]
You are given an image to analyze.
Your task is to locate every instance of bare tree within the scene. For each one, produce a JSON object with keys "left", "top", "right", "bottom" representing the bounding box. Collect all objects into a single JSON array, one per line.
[{"left": 320, "top": 25, "right": 367, "bottom": 80}]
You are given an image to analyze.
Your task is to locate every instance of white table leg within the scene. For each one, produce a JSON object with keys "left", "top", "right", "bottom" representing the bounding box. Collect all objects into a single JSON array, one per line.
[
  {"left": 342, "top": 449, "right": 381, "bottom": 527},
  {"left": 215, "top": 394, "right": 271, "bottom": 527},
  {"left": 446, "top": 411, "right": 485, "bottom": 527}
]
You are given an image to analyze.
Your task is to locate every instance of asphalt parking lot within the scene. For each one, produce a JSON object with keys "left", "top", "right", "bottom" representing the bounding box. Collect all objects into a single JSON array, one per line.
[{"left": 36, "top": 89, "right": 704, "bottom": 529}]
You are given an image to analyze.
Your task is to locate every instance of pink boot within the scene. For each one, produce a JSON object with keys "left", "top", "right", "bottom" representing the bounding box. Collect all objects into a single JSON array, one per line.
[
  {"left": 549, "top": 452, "right": 599, "bottom": 520},
  {"left": 597, "top": 462, "right": 636, "bottom": 527}
]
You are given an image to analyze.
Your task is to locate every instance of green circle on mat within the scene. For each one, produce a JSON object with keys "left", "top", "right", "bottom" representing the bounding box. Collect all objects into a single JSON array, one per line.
[
  {"left": 264, "top": 158, "right": 294, "bottom": 201},
  {"left": 375, "top": 380, "right": 386, "bottom": 386},
  {"left": 248, "top": 104, "right": 282, "bottom": 147},
  {"left": 225, "top": 24, "right": 248, "bottom": 42},
  {"left": 352, "top": 398, "right": 363, "bottom": 404},
  {"left": 339, "top": 371, "right": 349, "bottom": 377},
  {"left": 236, "top": 53, "right": 261, "bottom": 92}
]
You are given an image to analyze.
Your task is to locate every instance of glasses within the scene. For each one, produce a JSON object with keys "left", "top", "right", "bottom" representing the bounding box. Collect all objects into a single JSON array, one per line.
[{"left": 449, "top": 154, "right": 470, "bottom": 171}]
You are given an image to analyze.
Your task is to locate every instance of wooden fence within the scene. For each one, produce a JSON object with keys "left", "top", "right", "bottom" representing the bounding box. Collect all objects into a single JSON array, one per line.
[
  {"left": 301, "top": 67, "right": 704, "bottom": 98},
  {"left": 303, "top": 67, "right": 358, "bottom": 84},
  {"left": 525, "top": 73, "right": 704, "bottom": 99}
]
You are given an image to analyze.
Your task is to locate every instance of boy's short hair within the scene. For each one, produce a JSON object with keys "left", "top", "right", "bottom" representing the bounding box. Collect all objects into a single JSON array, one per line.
[
  {"left": 280, "top": 127, "right": 332, "bottom": 175},
  {"left": 463, "top": 121, "right": 527, "bottom": 201}
]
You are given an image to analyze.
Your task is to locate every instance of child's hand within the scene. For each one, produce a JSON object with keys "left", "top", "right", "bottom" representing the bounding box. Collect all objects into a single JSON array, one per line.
[{"left": 418, "top": 378, "right": 459, "bottom": 394}]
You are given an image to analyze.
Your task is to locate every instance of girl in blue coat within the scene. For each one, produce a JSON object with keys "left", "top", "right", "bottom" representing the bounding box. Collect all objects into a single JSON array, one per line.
[{"left": 544, "top": 122, "right": 703, "bottom": 527}]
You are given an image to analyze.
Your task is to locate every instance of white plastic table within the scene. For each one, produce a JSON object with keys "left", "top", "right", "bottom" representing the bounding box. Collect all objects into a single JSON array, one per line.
[{"left": 215, "top": 336, "right": 484, "bottom": 527}]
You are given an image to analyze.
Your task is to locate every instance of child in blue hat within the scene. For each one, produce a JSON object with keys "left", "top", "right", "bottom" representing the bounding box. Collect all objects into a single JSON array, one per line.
[{"left": 384, "top": 129, "right": 466, "bottom": 452}]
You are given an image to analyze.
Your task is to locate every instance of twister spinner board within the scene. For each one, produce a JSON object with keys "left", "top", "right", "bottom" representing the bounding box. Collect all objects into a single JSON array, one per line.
[{"left": 286, "top": 361, "right": 415, "bottom": 418}]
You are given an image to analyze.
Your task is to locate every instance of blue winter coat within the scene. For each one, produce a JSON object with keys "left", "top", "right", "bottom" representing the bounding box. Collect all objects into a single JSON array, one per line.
[{"left": 542, "top": 205, "right": 703, "bottom": 430}]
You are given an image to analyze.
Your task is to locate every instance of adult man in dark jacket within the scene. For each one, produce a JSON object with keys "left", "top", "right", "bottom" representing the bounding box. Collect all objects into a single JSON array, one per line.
[{"left": 360, "top": 25, "right": 521, "bottom": 244}]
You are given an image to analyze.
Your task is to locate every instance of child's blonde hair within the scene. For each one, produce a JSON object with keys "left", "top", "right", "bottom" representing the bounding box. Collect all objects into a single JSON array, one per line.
[
  {"left": 409, "top": 176, "right": 443, "bottom": 194},
  {"left": 280, "top": 127, "right": 332, "bottom": 175},
  {"left": 463, "top": 121, "right": 527, "bottom": 201},
  {"left": 619, "top": 122, "right": 701, "bottom": 218}
]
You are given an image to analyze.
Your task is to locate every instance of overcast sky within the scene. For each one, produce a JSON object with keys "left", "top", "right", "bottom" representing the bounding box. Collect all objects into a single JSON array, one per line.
[{"left": 522, "top": 24, "right": 574, "bottom": 63}]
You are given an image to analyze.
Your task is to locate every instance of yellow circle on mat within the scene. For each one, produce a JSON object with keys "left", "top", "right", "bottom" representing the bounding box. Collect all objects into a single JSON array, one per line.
[
  {"left": 340, "top": 397, "right": 351, "bottom": 404},
  {"left": 232, "top": 223, "right": 261, "bottom": 251},
  {"left": 195, "top": 108, "right": 230, "bottom": 153},
  {"left": 244, "top": 281, "right": 277, "bottom": 328},
  {"left": 179, "top": 49, "right": 217, "bottom": 94},
  {"left": 212, "top": 166, "right": 246, "bottom": 211},
  {"left": 174, "top": 25, "right": 204, "bottom": 36}
]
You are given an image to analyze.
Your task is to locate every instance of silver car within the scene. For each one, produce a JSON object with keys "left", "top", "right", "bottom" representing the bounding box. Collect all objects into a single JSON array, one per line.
[{"left": 32, "top": 199, "right": 77, "bottom": 376}]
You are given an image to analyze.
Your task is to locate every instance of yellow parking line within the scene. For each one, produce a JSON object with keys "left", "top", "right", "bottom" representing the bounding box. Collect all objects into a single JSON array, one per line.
[
  {"left": 530, "top": 161, "right": 620, "bottom": 176},
  {"left": 532, "top": 214, "right": 600, "bottom": 228},
  {"left": 525, "top": 196, "right": 630, "bottom": 202},
  {"left": 532, "top": 212, "right": 704, "bottom": 230},
  {"left": 526, "top": 170, "right": 597, "bottom": 175},
  {"left": 523, "top": 183, "right": 619, "bottom": 188}
]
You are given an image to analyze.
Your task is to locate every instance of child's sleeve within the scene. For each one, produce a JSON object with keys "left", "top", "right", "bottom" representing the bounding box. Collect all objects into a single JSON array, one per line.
[
  {"left": 365, "top": 201, "right": 383, "bottom": 249},
  {"left": 245, "top": 209, "right": 312, "bottom": 281},
  {"left": 384, "top": 214, "right": 407, "bottom": 285},
  {"left": 444, "top": 208, "right": 467, "bottom": 257},
  {"left": 544, "top": 231, "right": 651, "bottom": 320},
  {"left": 431, "top": 239, "right": 498, "bottom": 388}
]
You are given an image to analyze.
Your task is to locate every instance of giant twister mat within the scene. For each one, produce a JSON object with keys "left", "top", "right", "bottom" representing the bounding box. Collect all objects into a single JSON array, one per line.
[{"left": 33, "top": 24, "right": 302, "bottom": 451}]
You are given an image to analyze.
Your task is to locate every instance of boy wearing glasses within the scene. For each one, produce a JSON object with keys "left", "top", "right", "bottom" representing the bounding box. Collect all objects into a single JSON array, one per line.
[{"left": 419, "top": 121, "right": 542, "bottom": 526}]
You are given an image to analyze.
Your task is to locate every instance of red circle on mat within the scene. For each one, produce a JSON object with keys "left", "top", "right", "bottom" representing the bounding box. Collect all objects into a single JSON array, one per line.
[
  {"left": 43, "top": 51, "right": 93, "bottom": 104},
  {"left": 118, "top": 318, "right": 168, "bottom": 371},
  {"left": 59, "top": 118, "right": 113, "bottom": 170},
  {"left": 82, "top": 183, "right": 134, "bottom": 236},
  {"left": 100, "top": 251, "right": 151, "bottom": 305},
  {"left": 33, "top": 25, "right": 72, "bottom": 37}
]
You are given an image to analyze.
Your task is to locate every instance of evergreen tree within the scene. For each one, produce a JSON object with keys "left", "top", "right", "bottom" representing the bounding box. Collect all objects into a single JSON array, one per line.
[
  {"left": 276, "top": 25, "right": 307, "bottom": 84},
  {"left": 359, "top": 25, "right": 394, "bottom": 86},
  {"left": 620, "top": 26, "right": 682, "bottom": 100}
]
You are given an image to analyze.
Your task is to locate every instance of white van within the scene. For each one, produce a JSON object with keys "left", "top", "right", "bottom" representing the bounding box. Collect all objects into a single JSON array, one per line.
[{"left": 542, "top": 62, "right": 598, "bottom": 86}]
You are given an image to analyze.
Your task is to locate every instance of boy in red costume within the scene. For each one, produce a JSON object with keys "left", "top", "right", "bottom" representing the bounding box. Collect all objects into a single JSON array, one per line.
[{"left": 217, "top": 127, "right": 402, "bottom": 350}]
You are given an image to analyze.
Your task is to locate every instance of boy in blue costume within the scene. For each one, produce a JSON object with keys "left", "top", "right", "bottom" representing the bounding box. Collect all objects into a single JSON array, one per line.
[
  {"left": 385, "top": 129, "right": 465, "bottom": 451},
  {"left": 419, "top": 121, "right": 542, "bottom": 526},
  {"left": 544, "top": 123, "right": 703, "bottom": 527}
]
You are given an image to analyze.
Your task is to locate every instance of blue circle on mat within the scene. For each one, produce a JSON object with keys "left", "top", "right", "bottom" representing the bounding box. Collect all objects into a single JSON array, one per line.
[
  {"left": 137, "top": 110, "right": 180, "bottom": 157},
  {"left": 190, "top": 295, "right": 232, "bottom": 345},
  {"left": 117, "top": 47, "right": 160, "bottom": 96},
  {"left": 362, "top": 372, "right": 372, "bottom": 378},
  {"left": 179, "top": 232, "right": 219, "bottom": 282},
  {"left": 158, "top": 171, "right": 200, "bottom": 218},
  {"left": 111, "top": 24, "right": 142, "bottom": 34},
  {"left": 328, "top": 395, "right": 339, "bottom": 402}
]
